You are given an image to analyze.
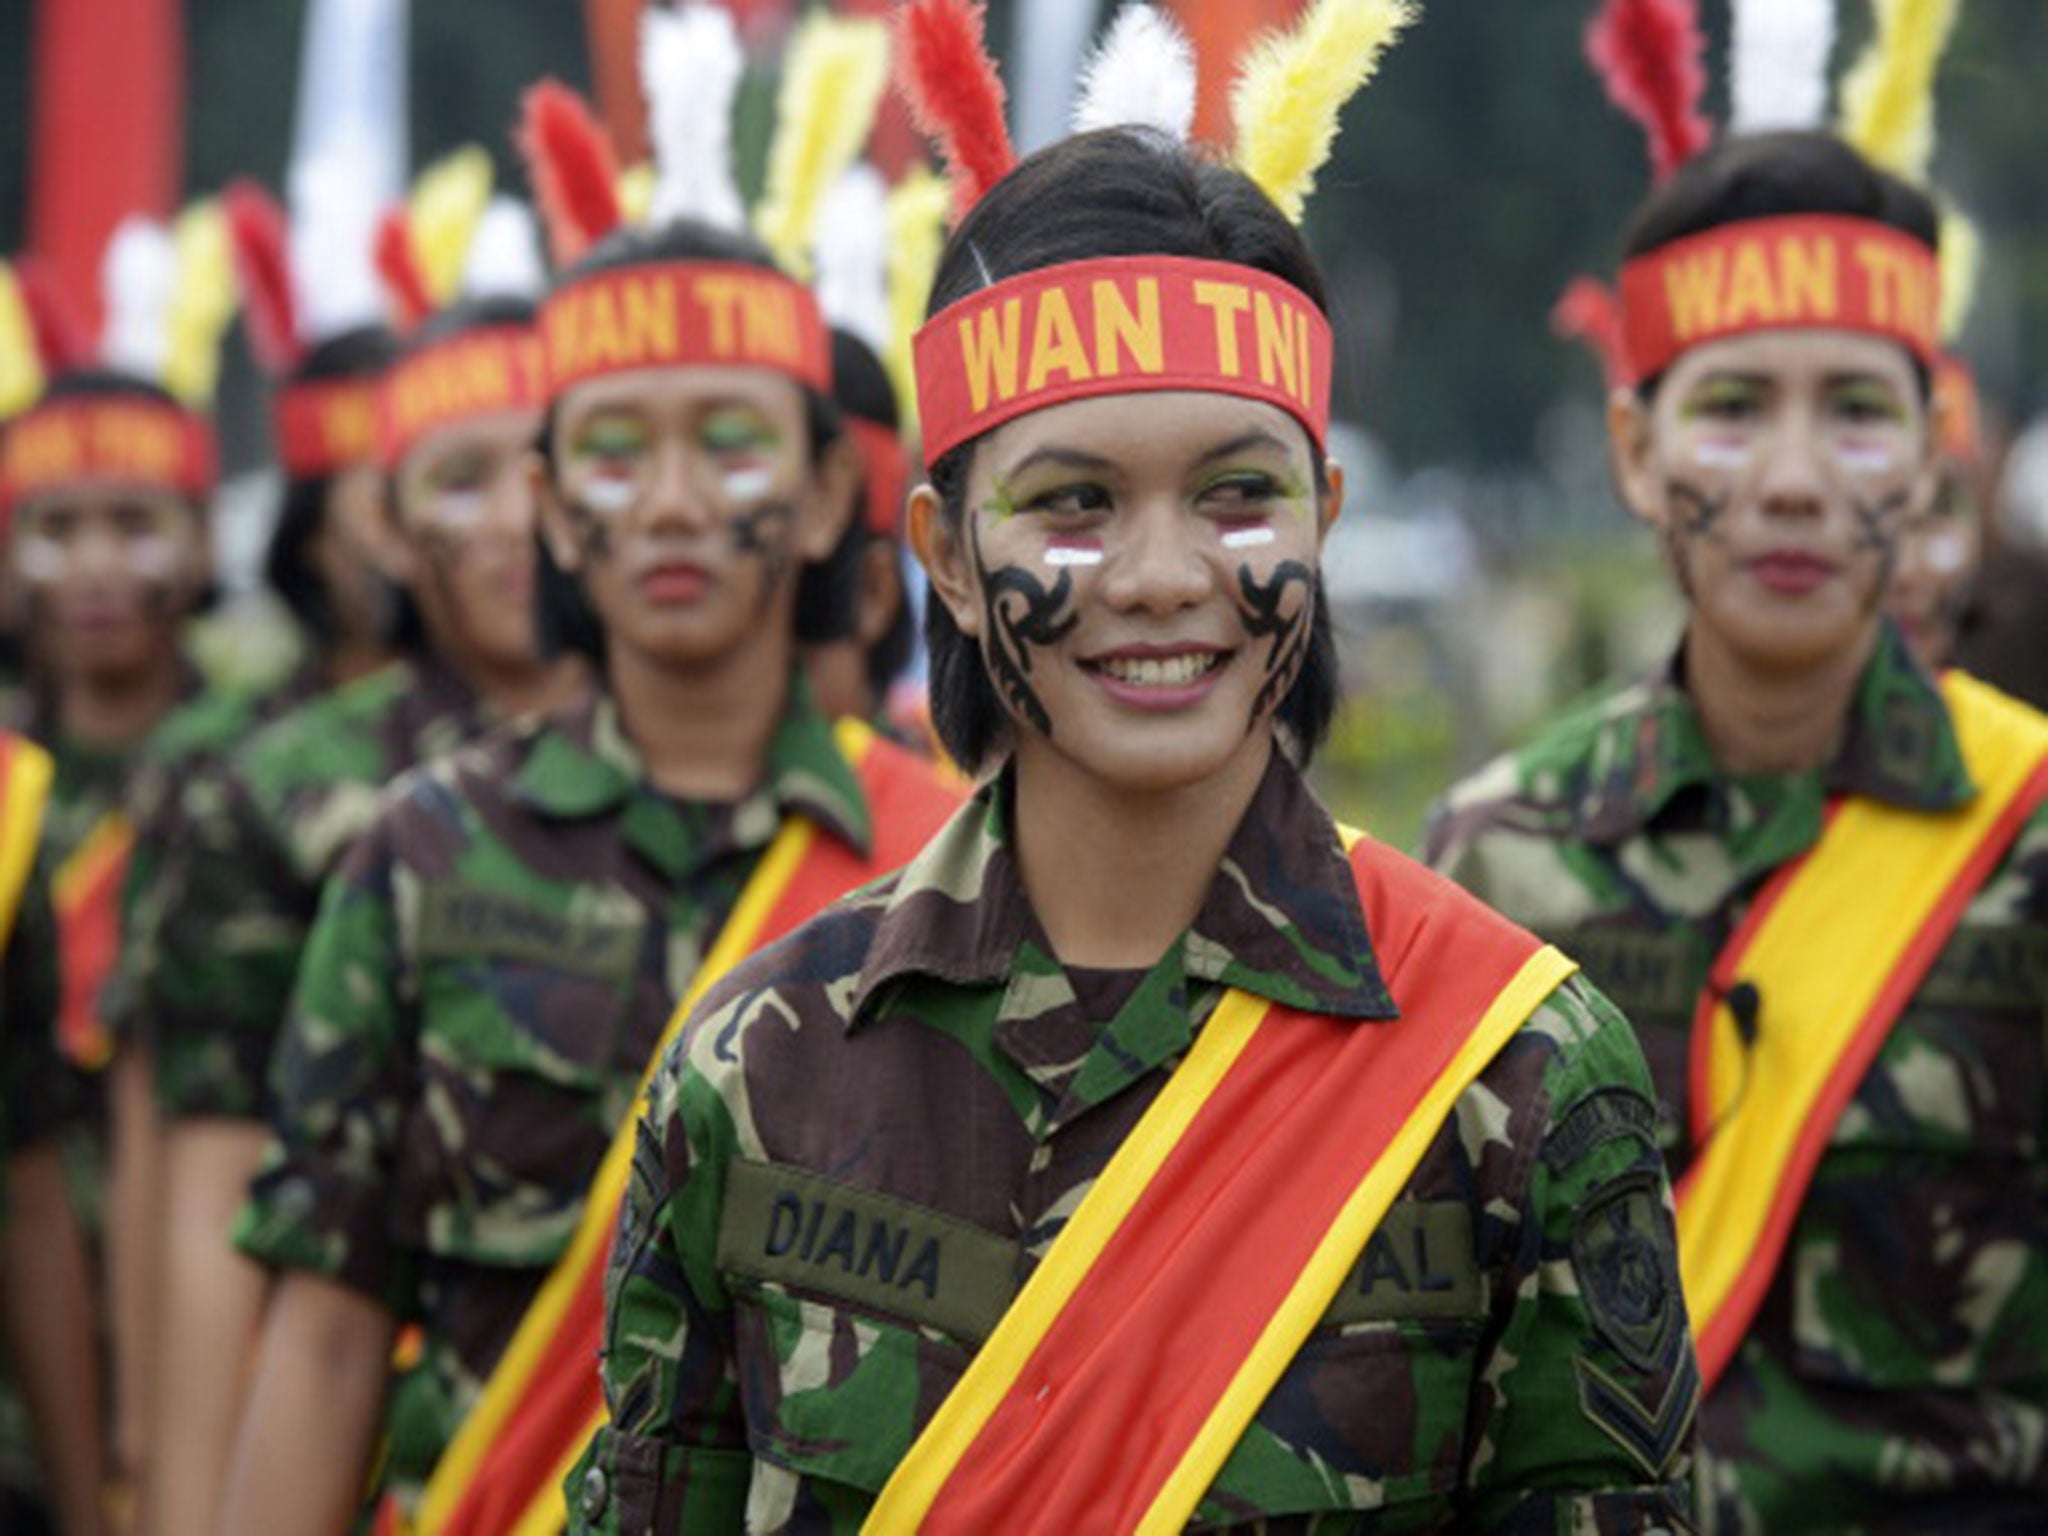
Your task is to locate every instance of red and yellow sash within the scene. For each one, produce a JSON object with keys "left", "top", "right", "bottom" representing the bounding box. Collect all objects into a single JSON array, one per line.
[
  {"left": 0, "top": 733, "right": 55, "bottom": 953},
  {"left": 866, "top": 834, "right": 1574, "bottom": 1536},
  {"left": 52, "top": 809, "right": 135, "bottom": 1071},
  {"left": 1677, "top": 671, "right": 2048, "bottom": 1393},
  {"left": 415, "top": 719, "right": 963, "bottom": 1536}
]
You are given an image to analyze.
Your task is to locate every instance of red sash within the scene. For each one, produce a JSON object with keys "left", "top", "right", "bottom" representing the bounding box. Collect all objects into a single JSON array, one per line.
[
  {"left": 869, "top": 835, "right": 1574, "bottom": 1535},
  {"left": 53, "top": 810, "right": 135, "bottom": 1071}
]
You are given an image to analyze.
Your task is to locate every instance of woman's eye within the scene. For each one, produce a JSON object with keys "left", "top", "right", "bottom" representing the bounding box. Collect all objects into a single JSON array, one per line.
[
  {"left": 701, "top": 413, "right": 779, "bottom": 456},
  {"left": 1198, "top": 472, "right": 1283, "bottom": 509},
  {"left": 1833, "top": 389, "right": 1904, "bottom": 425},
  {"left": 1688, "top": 386, "right": 1763, "bottom": 422},
  {"left": 1021, "top": 482, "right": 1111, "bottom": 517}
]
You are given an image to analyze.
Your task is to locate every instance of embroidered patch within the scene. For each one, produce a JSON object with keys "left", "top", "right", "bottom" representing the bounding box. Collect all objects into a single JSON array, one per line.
[
  {"left": 416, "top": 884, "right": 643, "bottom": 979},
  {"left": 1572, "top": 1171, "right": 1683, "bottom": 1374},
  {"left": 1541, "top": 1088, "right": 1661, "bottom": 1173},
  {"left": 1320, "top": 1200, "right": 1483, "bottom": 1326},
  {"left": 1574, "top": 1348, "right": 1699, "bottom": 1480}
]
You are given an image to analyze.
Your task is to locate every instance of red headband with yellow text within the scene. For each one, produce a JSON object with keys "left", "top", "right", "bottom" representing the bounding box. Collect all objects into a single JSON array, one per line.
[
  {"left": 379, "top": 326, "right": 547, "bottom": 471},
  {"left": 2, "top": 397, "right": 217, "bottom": 508},
  {"left": 277, "top": 378, "right": 382, "bottom": 480},
  {"left": 912, "top": 256, "right": 1334, "bottom": 469},
  {"left": 540, "top": 261, "right": 833, "bottom": 399},
  {"left": 1620, "top": 215, "right": 1940, "bottom": 385}
]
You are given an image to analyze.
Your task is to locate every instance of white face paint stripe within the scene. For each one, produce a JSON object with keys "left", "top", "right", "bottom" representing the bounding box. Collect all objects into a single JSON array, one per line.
[
  {"left": 720, "top": 465, "right": 777, "bottom": 504},
  {"left": 1221, "top": 526, "right": 1277, "bottom": 550},
  {"left": 1690, "top": 439, "right": 1750, "bottom": 470},
  {"left": 1044, "top": 544, "right": 1104, "bottom": 567},
  {"left": 1835, "top": 442, "right": 1897, "bottom": 475},
  {"left": 580, "top": 478, "right": 638, "bottom": 515}
]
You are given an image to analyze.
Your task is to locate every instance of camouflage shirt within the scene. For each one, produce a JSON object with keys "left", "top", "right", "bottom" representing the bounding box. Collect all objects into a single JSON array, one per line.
[
  {"left": 1426, "top": 623, "right": 2048, "bottom": 1535},
  {"left": 234, "top": 685, "right": 872, "bottom": 1514},
  {"left": 140, "top": 655, "right": 495, "bottom": 1119},
  {"left": 103, "top": 660, "right": 327, "bottom": 1049},
  {"left": 571, "top": 753, "right": 1698, "bottom": 1536}
]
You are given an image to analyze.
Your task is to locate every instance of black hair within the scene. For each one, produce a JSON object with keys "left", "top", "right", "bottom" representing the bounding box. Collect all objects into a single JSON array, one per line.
[
  {"left": 920, "top": 127, "right": 1340, "bottom": 772},
  {"left": 263, "top": 325, "right": 402, "bottom": 643},
  {"left": 797, "top": 329, "right": 905, "bottom": 647},
  {"left": 1624, "top": 130, "right": 1942, "bottom": 397},
  {"left": 532, "top": 218, "right": 843, "bottom": 662}
]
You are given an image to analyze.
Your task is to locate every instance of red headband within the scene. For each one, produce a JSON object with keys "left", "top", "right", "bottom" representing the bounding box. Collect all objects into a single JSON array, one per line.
[
  {"left": 1620, "top": 215, "right": 1940, "bottom": 385},
  {"left": 2, "top": 398, "right": 217, "bottom": 508},
  {"left": 912, "top": 257, "right": 1334, "bottom": 468},
  {"left": 541, "top": 262, "right": 833, "bottom": 398},
  {"left": 379, "top": 326, "right": 547, "bottom": 471},
  {"left": 276, "top": 377, "right": 382, "bottom": 480},
  {"left": 847, "top": 417, "right": 910, "bottom": 538},
  {"left": 1933, "top": 355, "right": 1982, "bottom": 467}
]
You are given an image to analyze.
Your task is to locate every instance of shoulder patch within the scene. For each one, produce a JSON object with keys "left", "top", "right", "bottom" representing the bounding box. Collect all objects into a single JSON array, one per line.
[
  {"left": 1571, "top": 1171, "right": 1683, "bottom": 1374},
  {"left": 1573, "top": 1349, "right": 1698, "bottom": 1480},
  {"left": 1542, "top": 1087, "right": 1660, "bottom": 1173}
]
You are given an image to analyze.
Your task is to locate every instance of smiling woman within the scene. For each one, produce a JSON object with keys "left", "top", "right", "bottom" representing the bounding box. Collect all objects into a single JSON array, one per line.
[{"left": 564, "top": 10, "right": 1701, "bottom": 1523}]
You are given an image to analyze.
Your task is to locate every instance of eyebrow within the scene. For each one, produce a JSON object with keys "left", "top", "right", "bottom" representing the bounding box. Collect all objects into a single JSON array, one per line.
[{"left": 1000, "top": 445, "right": 1119, "bottom": 480}]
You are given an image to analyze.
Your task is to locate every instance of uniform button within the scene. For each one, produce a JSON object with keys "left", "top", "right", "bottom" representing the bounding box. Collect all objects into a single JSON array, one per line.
[{"left": 579, "top": 1466, "right": 609, "bottom": 1521}]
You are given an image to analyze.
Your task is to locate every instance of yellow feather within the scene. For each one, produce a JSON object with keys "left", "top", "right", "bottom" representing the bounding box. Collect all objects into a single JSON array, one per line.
[
  {"left": 1938, "top": 207, "right": 1981, "bottom": 343},
  {"left": 617, "top": 162, "right": 656, "bottom": 227},
  {"left": 755, "top": 15, "right": 891, "bottom": 278},
  {"left": 1838, "top": 0, "right": 1962, "bottom": 182},
  {"left": 163, "top": 201, "right": 238, "bottom": 408},
  {"left": 408, "top": 145, "right": 495, "bottom": 304},
  {"left": 884, "top": 166, "right": 951, "bottom": 433},
  {"left": 0, "top": 266, "right": 45, "bottom": 421},
  {"left": 1232, "top": 0, "right": 1417, "bottom": 223}
]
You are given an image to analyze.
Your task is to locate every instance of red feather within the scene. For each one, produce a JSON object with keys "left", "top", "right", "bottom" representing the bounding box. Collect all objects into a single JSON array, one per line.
[
  {"left": 1586, "top": 0, "right": 1712, "bottom": 182},
  {"left": 894, "top": 0, "right": 1016, "bottom": 221},
  {"left": 12, "top": 259, "right": 92, "bottom": 376},
  {"left": 374, "top": 208, "right": 435, "bottom": 333},
  {"left": 1551, "top": 277, "right": 1631, "bottom": 390},
  {"left": 223, "top": 180, "right": 303, "bottom": 373},
  {"left": 516, "top": 80, "right": 623, "bottom": 271}
]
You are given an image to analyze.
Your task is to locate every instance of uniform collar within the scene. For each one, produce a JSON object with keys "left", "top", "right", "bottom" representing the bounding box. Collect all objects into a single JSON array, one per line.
[
  {"left": 509, "top": 677, "right": 871, "bottom": 858},
  {"left": 849, "top": 749, "right": 1395, "bottom": 1027},
  {"left": 1575, "top": 620, "right": 1974, "bottom": 845}
]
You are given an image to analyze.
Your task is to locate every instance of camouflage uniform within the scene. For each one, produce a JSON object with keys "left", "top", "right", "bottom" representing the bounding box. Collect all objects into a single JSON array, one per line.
[
  {"left": 102, "top": 662, "right": 326, "bottom": 1052},
  {"left": 234, "top": 685, "right": 873, "bottom": 1516},
  {"left": 570, "top": 753, "right": 1698, "bottom": 1535},
  {"left": 1426, "top": 623, "right": 2048, "bottom": 1534},
  {"left": 137, "top": 656, "right": 495, "bottom": 1120}
]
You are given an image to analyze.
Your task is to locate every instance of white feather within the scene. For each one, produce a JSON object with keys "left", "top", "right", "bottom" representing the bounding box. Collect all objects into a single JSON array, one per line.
[
  {"left": 290, "top": 141, "right": 390, "bottom": 340},
  {"left": 643, "top": 2, "right": 747, "bottom": 231},
  {"left": 1071, "top": 3, "right": 1197, "bottom": 140},
  {"left": 1731, "top": 0, "right": 1836, "bottom": 134},
  {"left": 462, "top": 197, "right": 547, "bottom": 301},
  {"left": 100, "top": 218, "right": 178, "bottom": 381},
  {"left": 814, "top": 166, "right": 891, "bottom": 355}
]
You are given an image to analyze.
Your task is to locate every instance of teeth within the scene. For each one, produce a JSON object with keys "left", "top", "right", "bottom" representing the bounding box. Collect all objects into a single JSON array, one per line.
[{"left": 1099, "top": 653, "right": 1215, "bottom": 687}]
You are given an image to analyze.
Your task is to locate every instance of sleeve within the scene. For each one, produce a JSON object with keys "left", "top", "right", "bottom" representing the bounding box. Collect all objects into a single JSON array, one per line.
[
  {"left": 567, "top": 1037, "right": 753, "bottom": 1536},
  {"left": 1464, "top": 975, "right": 1700, "bottom": 1534},
  {"left": 2, "top": 857, "right": 79, "bottom": 1157},
  {"left": 143, "top": 760, "right": 325, "bottom": 1121},
  {"left": 231, "top": 806, "right": 416, "bottom": 1313}
]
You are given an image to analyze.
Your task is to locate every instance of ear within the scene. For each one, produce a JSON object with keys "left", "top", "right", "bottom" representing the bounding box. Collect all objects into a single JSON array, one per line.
[
  {"left": 794, "top": 433, "right": 863, "bottom": 564},
  {"left": 908, "top": 485, "right": 981, "bottom": 640},
  {"left": 530, "top": 451, "right": 583, "bottom": 575},
  {"left": 1606, "top": 386, "right": 1664, "bottom": 531},
  {"left": 854, "top": 537, "right": 904, "bottom": 648}
]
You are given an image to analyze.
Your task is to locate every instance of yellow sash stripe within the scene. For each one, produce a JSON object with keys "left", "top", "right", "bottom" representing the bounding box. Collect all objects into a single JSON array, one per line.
[
  {"left": 1137, "top": 943, "right": 1577, "bottom": 1535},
  {"left": 0, "top": 738, "right": 53, "bottom": 952},
  {"left": 415, "top": 719, "right": 877, "bottom": 1534},
  {"left": 52, "top": 809, "right": 132, "bottom": 909},
  {"left": 1679, "top": 671, "right": 2048, "bottom": 1357}
]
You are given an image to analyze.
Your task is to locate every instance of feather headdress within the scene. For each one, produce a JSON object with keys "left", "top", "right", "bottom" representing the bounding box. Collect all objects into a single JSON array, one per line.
[
  {"left": 97, "top": 203, "right": 238, "bottom": 407},
  {"left": 463, "top": 197, "right": 547, "bottom": 303},
  {"left": 642, "top": 3, "right": 748, "bottom": 231},
  {"left": 1938, "top": 207, "right": 1980, "bottom": 343},
  {"left": 12, "top": 262, "right": 92, "bottom": 380},
  {"left": 1231, "top": 0, "right": 1418, "bottom": 225},
  {"left": 0, "top": 267, "right": 45, "bottom": 421},
  {"left": 407, "top": 146, "right": 495, "bottom": 307},
  {"left": 1838, "top": 0, "right": 1962, "bottom": 182},
  {"left": 1072, "top": 3, "right": 1197, "bottom": 141},
  {"left": 756, "top": 13, "right": 892, "bottom": 276},
  {"left": 1551, "top": 277, "right": 1631, "bottom": 392},
  {"left": 884, "top": 165, "right": 951, "bottom": 421},
  {"left": 224, "top": 181, "right": 303, "bottom": 373},
  {"left": 374, "top": 208, "right": 436, "bottom": 332},
  {"left": 1730, "top": 0, "right": 1836, "bottom": 134},
  {"left": 815, "top": 164, "right": 892, "bottom": 355},
  {"left": 895, "top": 0, "right": 1017, "bottom": 221},
  {"left": 100, "top": 218, "right": 180, "bottom": 385},
  {"left": 1586, "top": 0, "right": 1713, "bottom": 182},
  {"left": 518, "top": 80, "right": 625, "bottom": 269}
]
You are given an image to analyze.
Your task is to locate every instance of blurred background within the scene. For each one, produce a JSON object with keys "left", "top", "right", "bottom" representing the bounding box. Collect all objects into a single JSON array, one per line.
[{"left": 4, "top": 0, "right": 2045, "bottom": 846}]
